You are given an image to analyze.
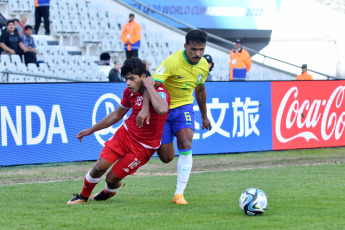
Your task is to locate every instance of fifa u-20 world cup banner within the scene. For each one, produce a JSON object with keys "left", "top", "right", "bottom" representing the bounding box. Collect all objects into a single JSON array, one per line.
[
  {"left": 271, "top": 81, "right": 345, "bottom": 150},
  {"left": 123, "top": 0, "right": 281, "bottom": 30}
]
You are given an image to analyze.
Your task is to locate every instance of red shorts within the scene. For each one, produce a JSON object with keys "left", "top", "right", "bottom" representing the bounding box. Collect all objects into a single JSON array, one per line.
[{"left": 100, "top": 125, "right": 156, "bottom": 179}]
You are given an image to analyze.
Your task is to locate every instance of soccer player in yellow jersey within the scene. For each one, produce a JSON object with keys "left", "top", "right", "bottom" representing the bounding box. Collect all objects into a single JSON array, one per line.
[{"left": 139, "top": 29, "right": 212, "bottom": 204}]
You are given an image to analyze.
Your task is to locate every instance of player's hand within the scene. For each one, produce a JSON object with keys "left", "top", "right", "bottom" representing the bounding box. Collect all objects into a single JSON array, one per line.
[
  {"left": 143, "top": 77, "right": 155, "bottom": 89},
  {"left": 9, "top": 49, "right": 15, "bottom": 55},
  {"left": 136, "top": 108, "right": 150, "bottom": 128},
  {"left": 76, "top": 128, "right": 93, "bottom": 143},
  {"left": 201, "top": 117, "right": 212, "bottom": 131}
]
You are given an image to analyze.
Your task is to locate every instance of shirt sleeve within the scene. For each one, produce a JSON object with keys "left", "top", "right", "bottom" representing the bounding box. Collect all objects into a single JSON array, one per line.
[
  {"left": 198, "top": 60, "right": 209, "bottom": 85},
  {"left": 120, "top": 88, "right": 131, "bottom": 109},
  {"left": 152, "top": 56, "right": 174, "bottom": 83},
  {"left": 20, "top": 35, "right": 25, "bottom": 43},
  {"left": 31, "top": 38, "right": 36, "bottom": 48},
  {"left": 156, "top": 85, "right": 171, "bottom": 107}
]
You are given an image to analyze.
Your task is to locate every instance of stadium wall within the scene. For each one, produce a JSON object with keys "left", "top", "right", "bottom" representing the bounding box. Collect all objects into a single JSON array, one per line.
[{"left": 1, "top": 81, "right": 345, "bottom": 166}]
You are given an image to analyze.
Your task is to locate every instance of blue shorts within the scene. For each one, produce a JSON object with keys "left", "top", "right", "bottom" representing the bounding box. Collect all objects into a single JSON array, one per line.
[{"left": 161, "top": 104, "right": 195, "bottom": 144}]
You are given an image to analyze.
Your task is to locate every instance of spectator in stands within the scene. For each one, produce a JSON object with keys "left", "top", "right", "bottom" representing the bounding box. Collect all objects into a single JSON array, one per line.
[
  {"left": 142, "top": 60, "right": 151, "bottom": 76},
  {"left": 108, "top": 60, "right": 123, "bottom": 82},
  {"left": 34, "top": 0, "right": 50, "bottom": 35},
  {"left": 121, "top": 13, "right": 141, "bottom": 60},
  {"left": 203, "top": 54, "right": 214, "bottom": 81},
  {"left": 21, "top": 25, "right": 38, "bottom": 65},
  {"left": 0, "top": 20, "right": 26, "bottom": 56},
  {"left": 13, "top": 18, "right": 19, "bottom": 31},
  {"left": 17, "top": 14, "right": 28, "bottom": 36},
  {"left": 296, "top": 64, "right": 313, "bottom": 80},
  {"left": 229, "top": 38, "right": 252, "bottom": 81},
  {"left": 100, "top": 52, "right": 111, "bottom": 65}
]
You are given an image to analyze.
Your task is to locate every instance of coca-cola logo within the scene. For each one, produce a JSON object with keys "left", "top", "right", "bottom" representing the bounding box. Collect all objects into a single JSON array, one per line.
[{"left": 276, "top": 86, "right": 345, "bottom": 143}]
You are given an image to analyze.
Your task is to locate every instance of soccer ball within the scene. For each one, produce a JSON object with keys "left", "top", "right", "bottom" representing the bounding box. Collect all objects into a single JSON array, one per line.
[{"left": 239, "top": 188, "right": 267, "bottom": 216}]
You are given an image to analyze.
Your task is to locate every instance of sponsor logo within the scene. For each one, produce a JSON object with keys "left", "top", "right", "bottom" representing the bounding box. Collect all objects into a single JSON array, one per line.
[
  {"left": 92, "top": 93, "right": 127, "bottom": 146},
  {"left": 156, "top": 65, "right": 166, "bottom": 75},
  {"left": 135, "top": 96, "right": 143, "bottom": 107},
  {"left": 1, "top": 105, "right": 68, "bottom": 146},
  {"left": 274, "top": 84, "right": 345, "bottom": 147},
  {"left": 158, "top": 92, "right": 166, "bottom": 100},
  {"left": 193, "top": 97, "right": 260, "bottom": 139}
]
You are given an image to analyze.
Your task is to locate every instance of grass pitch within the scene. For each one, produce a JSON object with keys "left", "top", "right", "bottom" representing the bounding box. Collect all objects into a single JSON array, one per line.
[{"left": 0, "top": 148, "right": 345, "bottom": 229}]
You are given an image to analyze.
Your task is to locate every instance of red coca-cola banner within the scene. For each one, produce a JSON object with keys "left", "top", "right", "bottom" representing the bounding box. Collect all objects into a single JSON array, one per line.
[{"left": 271, "top": 81, "right": 345, "bottom": 150}]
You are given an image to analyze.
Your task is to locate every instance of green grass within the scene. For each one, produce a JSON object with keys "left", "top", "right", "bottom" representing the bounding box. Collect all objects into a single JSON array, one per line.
[{"left": 1, "top": 157, "right": 345, "bottom": 229}]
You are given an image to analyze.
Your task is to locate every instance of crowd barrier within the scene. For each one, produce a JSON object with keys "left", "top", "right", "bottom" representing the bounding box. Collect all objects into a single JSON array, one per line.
[{"left": 1, "top": 81, "right": 344, "bottom": 166}]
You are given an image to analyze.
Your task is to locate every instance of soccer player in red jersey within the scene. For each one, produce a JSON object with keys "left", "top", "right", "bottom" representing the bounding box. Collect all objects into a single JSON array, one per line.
[{"left": 67, "top": 58, "right": 170, "bottom": 205}]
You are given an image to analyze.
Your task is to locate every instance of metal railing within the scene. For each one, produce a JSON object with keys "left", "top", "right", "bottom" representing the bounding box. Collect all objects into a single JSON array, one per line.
[{"left": 0, "top": 70, "right": 96, "bottom": 83}]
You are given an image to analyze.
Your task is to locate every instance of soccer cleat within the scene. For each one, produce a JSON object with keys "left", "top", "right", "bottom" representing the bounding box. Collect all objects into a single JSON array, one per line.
[
  {"left": 89, "top": 190, "right": 116, "bottom": 201},
  {"left": 66, "top": 193, "right": 88, "bottom": 205},
  {"left": 173, "top": 194, "right": 188, "bottom": 204}
]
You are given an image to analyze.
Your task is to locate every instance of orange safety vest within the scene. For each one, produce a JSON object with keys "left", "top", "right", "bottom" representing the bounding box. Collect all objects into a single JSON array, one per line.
[
  {"left": 229, "top": 48, "right": 252, "bottom": 81},
  {"left": 121, "top": 20, "right": 141, "bottom": 51},
  {"left": 296, "top": 71, "right": 313, "bottom": 80}
]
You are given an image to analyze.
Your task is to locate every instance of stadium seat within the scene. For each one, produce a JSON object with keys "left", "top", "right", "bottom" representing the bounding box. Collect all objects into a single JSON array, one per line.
[
  {"left": 16, "top": 62, "right": 27, "bottom": 73},
  {"left": 48, "top": 46, "right": 58, "bottom": 56},
  {"left": 101, "top": 39, "right": 112, "bottom": 52},
  {"left": 52, "top": 21, "right": 64, "bottom": 35},
  {"left": 1, "top": 54, "right": 11, "bottom": 68},
  {"left": 18, "top": 0, "right": 29, "bottom": 12},
  {"left": 38, "top": 62, "right": 50, "bottom": 74},
  {"left": 8, "top": 0, "right": 20, "bottom": 13},
  {"left": 50, "top": 10, "right": 60, "bottom": 23},
  {"left": 57, "top": 0, "right": 68, "bottom": 12},
  {"left": 36, "top": 36, "right": 48, "bottom": 47},
  {"left": 76, "top": 0, "right": 88, "bottom": 14},
  {"left": 116, "top": 13, "right": 125, "bottom": 27},
  {"left": 11, "top": 54, "right": 23, "bottom": 65},
  {"left": 27, "top": 63, "right": 38, "bottom": 73}
]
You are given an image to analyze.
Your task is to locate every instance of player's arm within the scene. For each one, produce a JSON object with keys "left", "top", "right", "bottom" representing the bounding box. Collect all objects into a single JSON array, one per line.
[
  {"left": 19, "top": 42, "right": 27, "bottom": 53},
  {"left": 76, "top": 105, "right": 129, "bottom": 142},
  {"left": 195, "top": 84, "right": 212, "bottom": 131},
  {"left": 143, "top": 77, "right": 168, "bottom": 116},
  {"left": 136, "top": 78, "right": 162, "bottom": 127}
]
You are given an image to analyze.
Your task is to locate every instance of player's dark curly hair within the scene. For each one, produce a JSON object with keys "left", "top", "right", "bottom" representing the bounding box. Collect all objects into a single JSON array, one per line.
[
  {"left": 185, "top": 29, "right": 207, "bottom": 45},
  {"left": 121, "top": 58, "right": 147, "bottom": 78}
]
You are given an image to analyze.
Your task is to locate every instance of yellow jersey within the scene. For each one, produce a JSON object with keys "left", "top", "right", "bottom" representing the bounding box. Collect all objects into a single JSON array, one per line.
[{"left": 153, "top": 50, "right": 209, "bottom": 109}]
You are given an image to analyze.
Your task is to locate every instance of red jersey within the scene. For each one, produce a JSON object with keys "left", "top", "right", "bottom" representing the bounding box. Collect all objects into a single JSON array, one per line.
[{"left": 119, "top": 85, "right": 170, "bottom": 149}]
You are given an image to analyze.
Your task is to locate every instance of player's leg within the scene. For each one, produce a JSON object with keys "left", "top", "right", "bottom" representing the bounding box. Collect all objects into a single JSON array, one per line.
[
  {"left": 173, "top": 127, "right": 194, "bottom": 205},
  {"left": 157, "top": 143, "right": 175, "bottom": 163},
  {"left": 171, "top": 104, "right": 195, "bottom": 204},
  {"left": 91, "top": 148, "right": 153, "bottom": 202},
  {"left": 67, "top": 146, "right": 120, "bottom": 205},
  {"left": 89, "top": 167, "right": 122, "bottom": 201},
  {"left": 157, "top": 112, "right": 175, "bottom": 163}
]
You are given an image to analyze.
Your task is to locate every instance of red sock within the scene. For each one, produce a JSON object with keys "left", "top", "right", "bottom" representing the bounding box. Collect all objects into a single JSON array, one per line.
[{"left": 81, "top": 177, "right": 98, "bottom": 197}]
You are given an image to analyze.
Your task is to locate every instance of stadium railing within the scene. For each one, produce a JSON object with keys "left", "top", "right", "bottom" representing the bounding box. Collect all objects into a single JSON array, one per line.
[{"left": 0, "top": 69, "right": 99, "bottom": 83}]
